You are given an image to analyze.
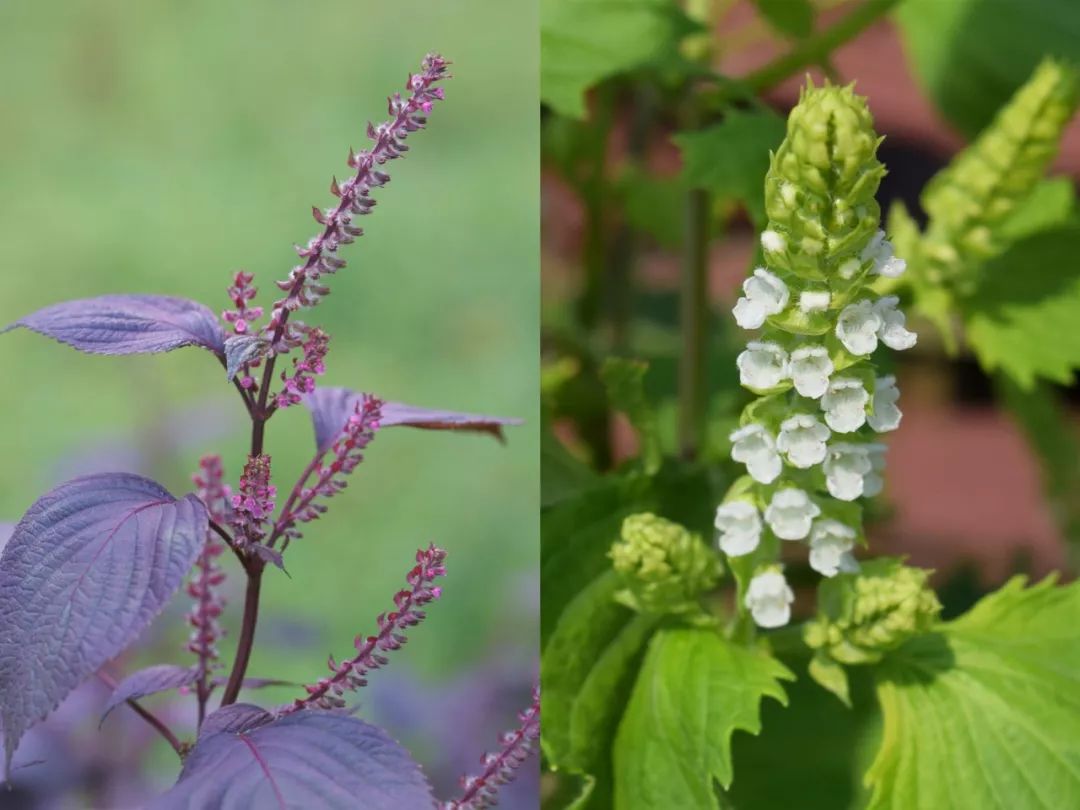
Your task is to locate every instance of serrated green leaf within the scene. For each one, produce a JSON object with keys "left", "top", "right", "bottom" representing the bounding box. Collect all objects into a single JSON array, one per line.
[
  {"left": 676, "top": 109, "right": 786, "bottom": 228},
  {"left": 895, "top": 0, "right": 1080, "bottom": 138},
  {"left": 752, "top": 0, "right": 813, "bottom": 39},
  {"left": 865, "top": 576, "right": 1080, "bottom": 809},
  {"left": 601, "top": 358, "right": 663, "bottom": 474},
  {"left": 963, "top": 226, "right": 1080, "bottom": 387},
  {"left": 613, "top": 628, "right": 793, "bottom": 808},
  {"left": 543, "top": 570, "right": 659, "bottom": 774},
  {"left": 541, "top": 0, "right": 688, "bottom": 118},
  {"left": 542, "top": 428, "right": 601, "bottom": 507}
]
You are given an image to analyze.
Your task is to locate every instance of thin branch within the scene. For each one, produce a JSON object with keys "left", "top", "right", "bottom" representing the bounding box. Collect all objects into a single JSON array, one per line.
[{"left": 96, "top": 671, "right": 184, "bottom": 757}]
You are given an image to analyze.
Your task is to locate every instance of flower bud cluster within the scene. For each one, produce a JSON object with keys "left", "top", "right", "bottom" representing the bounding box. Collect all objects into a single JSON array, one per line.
[
  {"left": 272, "top": 395, "right": 382, "bottom": 547},
  {"left": 275, "top": 326, "right": 329, "bottom": 409},
  {"left": 263, "top": 54, "right": 450, "bottom": 355},
  {"left": 222, "top": 271, "right": 263, "bottom": 336},
  {"left": 442, "top": 683, "right": 541, "bottom": 810},
  {"left": 188, "top": 455, "right": 229, "bottom": 676},
  {"left": 803, "top": 558, "right": 941, "bottom": 664},
  {"left": 714, "top": 83, "right": 916, "bottom": 628},
  {"left": 283, "top": 544, "right": 447, "bottom": 713},
  {"left": 230, "top": 454, "right": 277, "bottom": 547},
  {"left": 609, "top": 513, "right": 722, "bottom": 615}
]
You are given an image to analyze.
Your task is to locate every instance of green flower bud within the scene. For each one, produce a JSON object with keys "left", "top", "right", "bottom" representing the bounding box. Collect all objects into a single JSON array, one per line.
[
  {"left": 803, "top": 558, "right": 941, "bottom": 664},
  {"left": 609, "top": 513, "right": 721, "bottom": 615},
  {"left": 764, "top": 82, "right": 886, "bottom": 284}
]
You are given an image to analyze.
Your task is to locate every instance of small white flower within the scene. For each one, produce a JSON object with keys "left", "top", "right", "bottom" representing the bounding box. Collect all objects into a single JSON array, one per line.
[
  {"left": 823, "top": 442, "right": 873, "bottom": 501},
  {"left": 821, "top": 376, "right": 870, "bottom": 433},
  {"left": 862, "top": 229, "right": 907, "bottom": 278},
  {"left": 837, "top": 257, "right": 861, "bottom": 280},
  {"left": 799, "top": 290, "right": 831, "bottom": 313},
  {"left": 733, "top": 268, "right": 790, "bottom": 329},
  {"left": 714, "top": 501, "right": 762, "bottom": 557},
  {"left": 761, "top": 230, "right": 787, "bottom": 254},
  {"left": 745, "top": 569, "right": 795, "bottom": 628},
  {"left": 868, "top": 375, "right": 902, "bottom": 432},
  {"left": 789, "top": 345, "right": 834, "bottom": 399},
  {"left": 835, "top": 300, "right": 882, "bottom": 356},
  {"left": 838, "top": 552, "right": 861, "bottom": 573},
  {"left": 809, "top": 520, "right": 857, "bottom": 577},
  {"left": 764, "top": 488, "right": 821, "bottom": 540},
  {"left": 737, "top": 341, "right": 789, "bottom": 390},
  {"left": 730, "top": 424, "right": 783, "bottom": 484},
  {"left": 861, "top": 443, "right": 887, "bottom": 497},
  {"left": 873, "top": 296, "right": 917, "bottom": 351},
  {"left": 777, "top": 414, "right": 830, "bottom": 468}
]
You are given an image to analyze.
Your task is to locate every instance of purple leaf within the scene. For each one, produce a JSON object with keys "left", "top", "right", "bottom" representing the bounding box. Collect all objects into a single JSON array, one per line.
[
  {"left": 0, "top": 473, "right": 208, "bottom": 773},
  {"left": 305, "top": 386, "right": 522, "bottom": 452},
  {"left": 0, "top": 524, "right": 12, "bottom": 556},
  {"left": 200, "top": 704, "right": 274, "bottom": 736},
  {"left": 3, "top": 294, "right": 226, "bottom": 356},
  {"left": 151, "top": 711, "right": 434, "bottom": 809},
  {"left": 100, "top": 665, "right": 199, "bottom": 724},
  {"left": 224, "top": 334, "right": 269, "bottom": 381}
]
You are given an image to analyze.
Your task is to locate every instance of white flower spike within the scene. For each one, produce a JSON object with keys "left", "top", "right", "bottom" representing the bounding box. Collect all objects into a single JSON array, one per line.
[
  {"left": 798, "top": 290, "right": 831, "bottom": 313},
  {"left": 861, "top": 443, "right": 888, "bottom": 497},
  {"left": 874, "top": 296, "right": 917, "bottom": 350},
  {"left": 868, "top": 375, "right": 902, "bottom": 432},
  {"left": 821, "top": 377, "right": 870, "bottom": 433},
  {"left": 733, "top": 268, "right": 789, "bottom": 329},
  {"left": 764, "top": 488, "right": 820, "bottom": 540},
  {"left": 737, "top": 342, "right": 789, "bottom": 390},
  {"left": 745, "top": 569, "right": 795, "bottom": 628},
  {"left": 835, "top": 299, "right": 882, "bottom": 356},
  {"left": 823, "top": 442, "right": 872, "bottom": 501},
  {"left": 808, "top": 520, "right": 857, "bottom": 577},
  {"left": 789, "top": 345, "right": 834, "bottom": 399},
  {"left": 777, "top": 414, "right": 830, "bottom": 468},
  {"left": 730, "top": 424, "right": 783, "bottom": 484},
  {"left": 761, "top": 230, "right": 787, "bottom": 254},
  {"left": 714, "top": 501, "right": 762, "bottom": 557}
]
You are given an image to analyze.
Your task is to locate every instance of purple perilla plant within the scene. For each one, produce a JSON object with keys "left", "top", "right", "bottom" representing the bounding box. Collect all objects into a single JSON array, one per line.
[{"left": 0, "top": 54, "right": 537, "bottom": 809}]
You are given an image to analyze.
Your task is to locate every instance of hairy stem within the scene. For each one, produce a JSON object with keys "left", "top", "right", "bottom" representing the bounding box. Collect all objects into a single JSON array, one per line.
[
  {"left": 96, "top": 671, "right": 184, "bottom": 757},
  {"left": 219, "top": 561, "right": 263, "bottom": 706}
]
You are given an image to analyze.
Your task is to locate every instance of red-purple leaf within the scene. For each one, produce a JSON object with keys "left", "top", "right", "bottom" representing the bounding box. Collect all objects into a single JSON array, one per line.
[
  {"left": 305, "top": 386, "right": 522, "bottom": 452},
  {"left": 151, "top": 711, "right": 434, "bottom": 809},
  {"left": 200, "top": 703, "right": 275, "bottom": 736},
  {"left": 224, "top": 334, "right": 270, "bottom": 381},
  {"left": 0, "top": 474, "right": 208, "bottom": 772},
  {"left": 100, "top": 664, "right": 200, "bottom": 724},
  {"left": 3, "top": 294, "right": 226, "bottom": 356}
]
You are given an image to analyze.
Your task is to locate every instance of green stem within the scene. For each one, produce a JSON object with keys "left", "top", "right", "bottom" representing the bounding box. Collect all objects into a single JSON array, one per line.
[
  {"left": 678, "top": 186, "right": 711, "bottom": 460},
  {"left": 706, "top": 0, "right": 901, "bottom": 109}
]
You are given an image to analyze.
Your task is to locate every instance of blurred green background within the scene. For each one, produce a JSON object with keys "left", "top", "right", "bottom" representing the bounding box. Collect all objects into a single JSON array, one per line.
[{"left": 0, "top": 0, "right": 537, "bottom": 795}]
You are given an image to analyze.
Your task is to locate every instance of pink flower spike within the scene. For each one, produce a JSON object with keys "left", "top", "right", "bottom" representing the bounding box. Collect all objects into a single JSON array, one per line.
[
  {"left": 188, "top": 456, "right": 230, "bottom": 723},
  {"left": 442, "top": 683, "right": 541, "bottom": 810},
  {"left": 281, "top": 544, "right": 448, "bottom": 714},
  {"left": 222, "top": 271, "right": 264, "bottom": 335},
  {"left": 230, "top": 454, "right": 277, "bottom": 547},
  {"left": 262, "top": 54, "right": 450, "bottom": 355},
  {"left": 275, "top": 326, "right": 330, "bottom": 409}
]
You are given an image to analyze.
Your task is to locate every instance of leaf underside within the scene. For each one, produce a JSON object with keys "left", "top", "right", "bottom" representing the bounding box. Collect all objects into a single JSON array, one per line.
[{"left": 100, "top": 664, "right": 200, "bottom": 724}]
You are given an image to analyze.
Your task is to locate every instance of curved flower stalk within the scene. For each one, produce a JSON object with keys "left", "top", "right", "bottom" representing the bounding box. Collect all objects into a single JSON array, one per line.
[
  {"left": 281, "top": 544, "right": 446, "bottom": 714},
  {"left": 442, "top": 684, "right": 541, "bottom": 810},
  {"left": 715, "top": 82, "right": 916, "bottom": 628}
]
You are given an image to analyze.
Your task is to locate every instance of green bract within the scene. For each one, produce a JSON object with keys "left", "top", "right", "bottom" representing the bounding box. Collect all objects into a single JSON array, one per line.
[
  {"left": 804, "top": 558, "right": 941, "bottom": 666},
  {"left": 609, "top": 513, "right": 721, "bottom": 615}
]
